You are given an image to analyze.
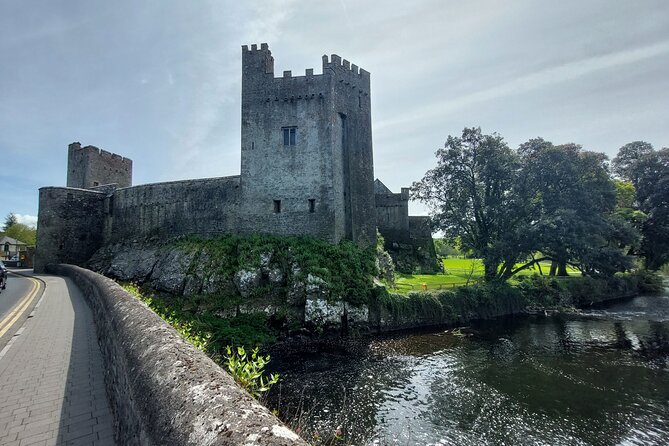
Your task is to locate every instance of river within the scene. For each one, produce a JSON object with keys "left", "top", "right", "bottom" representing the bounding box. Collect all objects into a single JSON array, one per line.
[{"left": 266, "top": 291, "right": 669, "bottom": 445}]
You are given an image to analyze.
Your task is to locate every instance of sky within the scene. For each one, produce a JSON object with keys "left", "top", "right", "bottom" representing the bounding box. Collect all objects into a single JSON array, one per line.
[{"left": 1, "top": 0, "right": 668, "bottom": 227}]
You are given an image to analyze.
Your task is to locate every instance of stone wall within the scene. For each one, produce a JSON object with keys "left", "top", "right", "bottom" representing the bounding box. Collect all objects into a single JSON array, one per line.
[
  {"left": 108, "top": 176, "right": 241, "bottom": 242},
  {"left": 35, "top": 187, "right": 107, "bottom": 273},
  {"left": 47, "top": 264, "right": 307, "bottom": 446},
  {"left": 67, "top": 143, "right": 132, "bottom": 189},
  {"left": 375, "top": 183, "right": 410, "bottom": 244},
  {"left": 374, "top": 180, "right": 438, "bottom": 274}
]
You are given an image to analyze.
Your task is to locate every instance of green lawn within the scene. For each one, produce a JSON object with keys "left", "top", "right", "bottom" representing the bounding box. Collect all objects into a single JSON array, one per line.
[{"left": 390, "top": 258, "right": 580, "bottom": 293}]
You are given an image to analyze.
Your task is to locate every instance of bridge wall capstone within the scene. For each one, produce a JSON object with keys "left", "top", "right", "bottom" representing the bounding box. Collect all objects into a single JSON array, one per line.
[{"left": 47, "top": 264, "right": 306, "bottom": 446}]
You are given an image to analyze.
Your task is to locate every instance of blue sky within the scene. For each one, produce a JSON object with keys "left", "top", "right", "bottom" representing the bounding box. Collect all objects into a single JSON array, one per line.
[{"left": 1, "top": 0, "right": 668, "bottom": 226}]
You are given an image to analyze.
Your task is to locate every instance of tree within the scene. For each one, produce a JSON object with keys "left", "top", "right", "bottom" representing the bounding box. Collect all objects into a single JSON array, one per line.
[
  {"left": 519, "top": 140, "right": 631, "bottom": 277},
  {"left": 611, "top": 141, "right": 654, "bottom": 185},
  {"left": 612, "top": 144, "right": 669, "bottom": 269},
  {"left": 412, "top": 127, "right": 530, "bottom": 281},
  {"left": 2, "top": 223, "right": 37, "bottom": 247},
  {"left": 3, "top": 213, "right": 18, "bottom": 231},
  {"left": 433, "top": 238, "right": 460, "bottom": 258}
]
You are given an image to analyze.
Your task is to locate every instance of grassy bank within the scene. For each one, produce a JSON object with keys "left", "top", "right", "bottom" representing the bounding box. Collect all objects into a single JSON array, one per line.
[
  {"left": 373, "top": 271, "right": 664, "bottom": 330},
  {"left": 392, "top": 258, "right": 581, "bottom": 293}
]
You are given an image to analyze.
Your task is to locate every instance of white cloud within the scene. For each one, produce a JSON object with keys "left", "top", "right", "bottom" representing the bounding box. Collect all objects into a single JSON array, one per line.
[
  {"left": 14, "top": 214, "right": 38, "bottom": 228},
  {"left": 375, "top": 39, "right": 669, "bottom": 131}
]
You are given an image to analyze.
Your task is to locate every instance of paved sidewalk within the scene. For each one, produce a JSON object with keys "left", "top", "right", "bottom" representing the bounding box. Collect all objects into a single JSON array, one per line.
[{"left": 0, "top": 274, "right": 116, "bottom": 446}]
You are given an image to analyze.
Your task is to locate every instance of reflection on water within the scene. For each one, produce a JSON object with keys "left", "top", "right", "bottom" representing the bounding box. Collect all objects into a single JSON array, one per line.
[{"left": 267, "top": 293, "right": 669, "bottom": 445}]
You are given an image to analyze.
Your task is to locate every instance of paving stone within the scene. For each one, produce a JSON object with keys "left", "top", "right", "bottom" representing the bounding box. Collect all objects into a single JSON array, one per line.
[{"left": 0, "top": 275, "right": 116, "bottom": 445}]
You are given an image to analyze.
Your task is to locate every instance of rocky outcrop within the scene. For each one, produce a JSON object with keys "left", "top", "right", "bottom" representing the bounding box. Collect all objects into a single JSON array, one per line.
[{"left": 87, "top": 242, "right": 370, "bottom": 331}]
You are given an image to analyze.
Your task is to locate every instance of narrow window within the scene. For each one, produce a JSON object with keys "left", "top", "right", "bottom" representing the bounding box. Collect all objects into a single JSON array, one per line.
[
  {"left": 273, "top": 199, "right": 282, "bottom": 213},
  {"left": 251, "top": 141, "right": 255, "bottom": 150},
  {"left": 308, "top": 199, "right": 315, "bottom": 213},
  {"left": 282, "top": 127, "right": 296, "bottom": 146}
]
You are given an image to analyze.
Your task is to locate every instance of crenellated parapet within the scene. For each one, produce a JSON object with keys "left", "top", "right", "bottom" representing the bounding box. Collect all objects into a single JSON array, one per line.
[
  {"left": 241, "top": 44, "right": 370, "bottom": 95},
  {"left": 322, "top": 54, "right": 370, "bottom": 93}
]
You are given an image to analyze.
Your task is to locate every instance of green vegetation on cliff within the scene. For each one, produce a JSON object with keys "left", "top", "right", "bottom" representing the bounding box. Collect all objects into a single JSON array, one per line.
[
  {"left": 122, "top": 282, "right": 275, "bottom": 355},
  {"left": 175, "top": 234, "right": 376, "bottom": 306}
]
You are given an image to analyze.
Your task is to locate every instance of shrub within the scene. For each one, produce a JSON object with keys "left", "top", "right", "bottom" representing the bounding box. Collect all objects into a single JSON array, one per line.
[
  {"left": 225, "top": 346, "right": 279, "bottom": 399},
  {"left": 515, "top": 274, "right": 569, "bottom": 308},
  {"left": 630, "top": 270, "right": 665, "bottom": 294}
]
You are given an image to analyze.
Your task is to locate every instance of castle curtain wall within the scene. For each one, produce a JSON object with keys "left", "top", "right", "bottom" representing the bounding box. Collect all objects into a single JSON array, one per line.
[{"left": 108, "top": 177, "right": 241, "bottom": 242}]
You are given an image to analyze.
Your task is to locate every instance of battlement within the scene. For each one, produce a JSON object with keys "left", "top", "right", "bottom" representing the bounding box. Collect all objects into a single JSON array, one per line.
[
  {"left": 322, "top": 54, "right": 370, "bottom": 88},
  {"left": 241, "top": 43, "right": 270, "bottom": 52},
  {"left": 69, "top": 142, "right": 131, "bottom": 163},
  {"left": 241, "top": 43, "right": 274, "bottom": 76},
  {"left": 242, "top": 44, "right": 369, "bottom": 92}
]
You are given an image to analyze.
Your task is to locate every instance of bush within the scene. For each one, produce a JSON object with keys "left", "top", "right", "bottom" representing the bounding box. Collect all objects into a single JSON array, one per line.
[
  {"left": 122, "top": 282, "right": 276, "bottom": 354},
  {"left": 516, "top": 275, "right": 569, "bottom": 308},
  {"left": 225, "top": 346, "right": 279, "bottom": 399},
  {"left": 630, "top": 270, "right": 665, "bottom": 294}
]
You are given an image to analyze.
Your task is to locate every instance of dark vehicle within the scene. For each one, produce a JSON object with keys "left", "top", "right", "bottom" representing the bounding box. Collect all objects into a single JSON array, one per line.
[{"left": 0, "top": 261, "right": 6, "bottom": 291}]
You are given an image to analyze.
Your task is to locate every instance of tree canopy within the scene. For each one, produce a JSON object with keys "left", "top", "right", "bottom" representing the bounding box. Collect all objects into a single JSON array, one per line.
[
  {"left": 413, "top": 128, "right": 641, "bottom": 281},
  {"left": 613, "top": 144, "right": 669, "bottom": 269},
  {"left": 412, "top": 127, "right": 530, "bottom": 281}
]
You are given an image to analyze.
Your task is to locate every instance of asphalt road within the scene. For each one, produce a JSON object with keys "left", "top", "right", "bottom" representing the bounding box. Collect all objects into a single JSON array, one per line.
[
  {"left": 0, "top": 271, "right": 33, "bottom": 319},
  {"left": 0, "top": 270, "right": 42, "bottom": 350}
]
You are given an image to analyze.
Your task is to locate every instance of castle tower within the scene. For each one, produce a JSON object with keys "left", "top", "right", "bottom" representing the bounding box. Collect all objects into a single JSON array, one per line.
[
  {"left": 67, "top": 142, "right": 132, "bottom": 189},
  {"left": 239, "top": 43, "right": 376, "bottom": 246}
]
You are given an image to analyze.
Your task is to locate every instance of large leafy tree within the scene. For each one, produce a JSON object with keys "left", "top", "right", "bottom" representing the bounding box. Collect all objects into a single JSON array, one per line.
[
  {"left": 613, "top": 144, "right": 669, "bottom": 269},
  {"left": 412, "top": 127, "right": 530, "bottom": 281},
  {"left": 520, "top": 140, "right": 629, "bottom": 276}
]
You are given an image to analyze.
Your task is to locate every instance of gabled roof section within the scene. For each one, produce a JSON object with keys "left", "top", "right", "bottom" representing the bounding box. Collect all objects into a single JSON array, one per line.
[
  {"left": 374, "top": 179, "right": 393, "bottom": 194},
  {"left": 0, "top": 236, "right": 27, "bottom": 245}
]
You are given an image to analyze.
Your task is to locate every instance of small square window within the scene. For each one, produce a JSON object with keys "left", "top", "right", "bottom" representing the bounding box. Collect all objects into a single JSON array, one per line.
[
  {"left": 273, "top": 199, "right": 282, "bottom": 213},
  {"left": 282, "top": 127, "right": 296, "bottom": 146},
  {"left": 308, "top": 199, "right": 315, "bottom": 213},
  {"left": 93, "top": 181, "right": 99, "bottom": 186}
]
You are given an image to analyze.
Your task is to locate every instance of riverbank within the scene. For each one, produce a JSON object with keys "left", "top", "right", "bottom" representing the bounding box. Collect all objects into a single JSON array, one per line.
[{"left": 367, "top": 271, "right": 664, "bottom": 333}]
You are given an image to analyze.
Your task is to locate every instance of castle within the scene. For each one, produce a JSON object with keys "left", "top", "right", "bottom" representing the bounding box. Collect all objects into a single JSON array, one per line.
[{"left": 35, "top": 44, "right": 436, "bottom": 273}]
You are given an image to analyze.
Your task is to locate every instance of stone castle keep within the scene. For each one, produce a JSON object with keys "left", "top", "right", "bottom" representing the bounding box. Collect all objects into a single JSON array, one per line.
[{"left": 35, "top": 44, "right": 435, "bottom": 273}]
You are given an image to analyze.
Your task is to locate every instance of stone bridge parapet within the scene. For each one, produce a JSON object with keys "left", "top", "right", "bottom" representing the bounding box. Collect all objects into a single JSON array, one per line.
[{"left": 46, "top": 264, "right": 306, "bottom": 446}]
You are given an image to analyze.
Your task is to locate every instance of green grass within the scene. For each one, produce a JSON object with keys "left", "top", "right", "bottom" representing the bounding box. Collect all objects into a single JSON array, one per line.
[{"left": 390, "top": 258, "right": 581, "bottom": 293}]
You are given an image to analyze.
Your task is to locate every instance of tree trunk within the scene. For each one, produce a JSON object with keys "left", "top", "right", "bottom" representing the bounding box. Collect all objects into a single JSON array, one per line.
[
  {"left": 549, "top": 261, "right": 557, "bottom": 276},
  {"left": 484, "top": 261, "right": 498, "bottom": 281},
  {"left": 557, "top": 261, "right": 568, "bottom": 276}
]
